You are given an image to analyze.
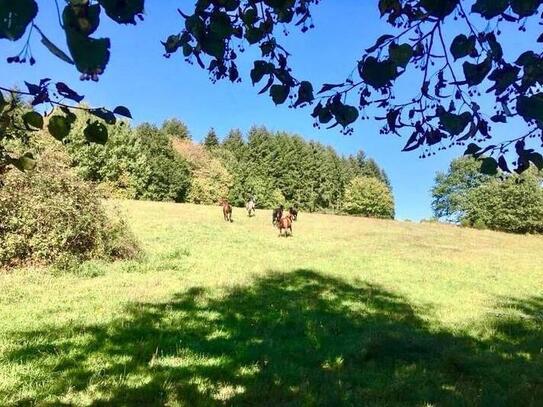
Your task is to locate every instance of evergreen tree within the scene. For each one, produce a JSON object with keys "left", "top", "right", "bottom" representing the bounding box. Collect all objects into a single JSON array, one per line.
[
  {"left": 223, "top": 131, "right": 392, "bottom": 212},
  {"left": 222, "top": 129, "right": 245, "bottom": 155},
  {"left": 203, "top": 128, "right": 220, "bottom": 149},
  {"left": 162, "top": 118, "right": 191, "bottom": 140}
]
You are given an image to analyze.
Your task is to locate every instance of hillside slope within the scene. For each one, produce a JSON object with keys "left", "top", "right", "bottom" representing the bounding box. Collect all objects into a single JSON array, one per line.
[{"left": 0, "top": 200, "right": 542, "bottom": 405}]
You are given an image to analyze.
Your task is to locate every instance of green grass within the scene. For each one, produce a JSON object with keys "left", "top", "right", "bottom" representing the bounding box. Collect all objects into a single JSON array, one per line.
[{"left": 1, "top": 200, "right": 542, "bottom": 406}]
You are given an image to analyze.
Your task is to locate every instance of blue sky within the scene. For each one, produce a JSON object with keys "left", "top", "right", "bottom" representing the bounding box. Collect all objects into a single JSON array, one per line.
[{"left": 1, "top": 1, "right": 537, "bottom": 220}]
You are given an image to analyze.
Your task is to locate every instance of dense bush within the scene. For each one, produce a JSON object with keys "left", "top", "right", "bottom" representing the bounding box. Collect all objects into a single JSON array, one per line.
[
  {"left": 0, "top": 150, "right": 140, "bottom": 268},
  {"left": 342, "top": 177, "right": 395, "bottom": 219},
  {"left": 67, "top": 114, "right": 190, "bottom": 202},
  {"left": 462, "top": 171, "right": 543, "bottom": 234},
  {"left": 432, "top": 157, "right": 543, "bottom": 234}
]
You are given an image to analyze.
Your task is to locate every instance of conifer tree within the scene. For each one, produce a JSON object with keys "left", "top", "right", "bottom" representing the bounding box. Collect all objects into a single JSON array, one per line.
[{"left": 203, "top": 128, "right": 220, "bottom": 149}]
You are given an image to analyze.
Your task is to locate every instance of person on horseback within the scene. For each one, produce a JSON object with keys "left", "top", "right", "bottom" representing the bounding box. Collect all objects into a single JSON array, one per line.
[{"left": 246, "top": 195, "right": 256, "bottom": 217}]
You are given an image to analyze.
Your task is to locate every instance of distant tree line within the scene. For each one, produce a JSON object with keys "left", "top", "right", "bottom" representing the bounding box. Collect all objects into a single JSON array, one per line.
[
  {"left": 216, "top": 126, "right": 392, "bottom": 214},
  {"left": 64, "top": 114, "right": 395, "bottom": 219}
]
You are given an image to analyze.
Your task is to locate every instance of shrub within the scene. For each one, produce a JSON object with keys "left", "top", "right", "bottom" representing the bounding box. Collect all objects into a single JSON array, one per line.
[
  {"left": 343, "top": 176, "right": 395, "bottom": 219},
  {"left": 0, "top": 150, "right": 140, "bottom": 269}
]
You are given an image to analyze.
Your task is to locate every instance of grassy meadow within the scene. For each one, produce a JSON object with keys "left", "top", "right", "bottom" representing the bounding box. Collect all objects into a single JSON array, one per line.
[{"left": 0, "top": 200, "right": 542, "bottom": 406}]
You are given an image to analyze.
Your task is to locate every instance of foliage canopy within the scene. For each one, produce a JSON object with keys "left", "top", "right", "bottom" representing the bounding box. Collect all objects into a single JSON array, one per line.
[{"left": 2, "top": 0, "right": 543, "bottom": 173}]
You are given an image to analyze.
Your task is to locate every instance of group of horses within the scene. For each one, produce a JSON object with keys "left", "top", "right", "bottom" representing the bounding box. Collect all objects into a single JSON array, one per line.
[
  {"left": 219, "top": 199, "right": 298, "bottom": 237},
  {"left": 272, "top": 204, "right": 298, "bottom": 237}
]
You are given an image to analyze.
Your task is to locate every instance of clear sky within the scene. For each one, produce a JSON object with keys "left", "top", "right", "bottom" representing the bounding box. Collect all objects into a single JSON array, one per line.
[{"left": 1, "top": 1, "right": 537, "bottom": 220}]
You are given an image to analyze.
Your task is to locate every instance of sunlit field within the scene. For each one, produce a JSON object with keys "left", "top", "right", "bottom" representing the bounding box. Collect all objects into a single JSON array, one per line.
[{"left": 1, "top": 200, "right": 542, "bottom": 406}]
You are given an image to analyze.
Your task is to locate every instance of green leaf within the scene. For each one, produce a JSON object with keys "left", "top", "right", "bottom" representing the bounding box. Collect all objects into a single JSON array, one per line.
[
  {"left": 65, "top": 30, "right": 110, "bottom": 74},
  {"left": 84, "top": 121, "right": 108, "bottom": 144},
  {"left": 56, "top": 82, "right": 84, "bottom": 103},
  {"left": 90, "top": 107, "right": 116, "bottom": 124},
  {"left": 23, "top": 111, "right": 43, "bottom": 130},
  {"left": 318, "top": 107, "right": 333, "bottom": 124},
  {"left": 485, "top": 33, "right": 503, "bottom": 61},
  {"left": 516, "top": 94, "right": 543, "bottom": 122},
  {"left": 62, "top": 4, "right": 101, "bottom": 36},
  {"left": 294, "top": 81, "right": 314, "bottom": 107},
  {"left": 38, "top": 28, "right": 74, "bottom": 64},
  {"left": 245, "top": 26, "right": 265, "bottom": 44},
  {"left": 439, "top": 111, "right": 472, "bottom": 136},
  {"left": 528, "top": 152, "right": 543, "bottom": 169},
  {"left": 463, "top": 57, "right": 492, "bottom": 86},
  {"left": 511, "top": 0, "right": 540, "bottom": 17},
  {"left": 480, "top": 157, "right": 498, "bottom": 175},
  {"left": 333, "top": 104, "right": 360, "bottom": 128},
  {"left": 0, "top": 0, "right": 38, "bottom": 41},
  {"left": 450, "top": 34, "right": 476, "bottom": 60},
  {"left": 379, "top": 0, "right": 402, "bottom": 16},
  {"left": 99, "top": 0, "right": 144, "bottom": 24},
  {"left": 251, "top": 60, "right": 274, "bottom": 84},
  {"left": 464, "top": 143, "right": 481, "bottom": 156},
  {"left": 209, "top": 11, "right": 232, "bottom": 39},
  {"left": 471, "top": 0, "right": 509, "bottom": 19},
  {"left": 162, "top": 34, "right": 181, "bottom": 54},
  {"left": 48, "top": 115, "right": 71, "bottom": 141},
  {"left": 515, "top": 51, "right": 537, "bottom": 66},
  {"left": 487, "top": 64, "right": 520, "bottom": 95},
  {"left": 365, "top": 34, "right": 394, "bottom": 53},
  {"left": 113, "top": 106, "right": 132, "bottom": 119},
  {"left": 270, "top": 84, "right": 289, "bottom": 105},
  {"left": 389, "top": 43, "right": 413, "bottom": 68},
  {"left": 359, "top": 57, "right": 397, "bottom": 89},
  {"left": 185, "top": 15, "right": 205, "bottom": 40},
  {"left": 241, "top": 8, "right": 257, "bottom": 25},
  {"left": 420, "top": 0, "right": 459, "bottom": 19},
  {"left": 200, "top": 34, "right": 225, "bottom": 59}
]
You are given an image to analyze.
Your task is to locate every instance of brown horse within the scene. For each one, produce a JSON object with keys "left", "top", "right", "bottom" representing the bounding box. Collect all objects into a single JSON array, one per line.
[
  {"left": 220, "top": 199, "right": 233, "bottom": 222},
  {"left": 272, "top": 205, "right": 284, "bottom": 226},
  {"left": 289, "top": 207, "right": 298, "bottom": 221},
  {"left": 277, "top": 212, "right": 293, "bottom": 237}
]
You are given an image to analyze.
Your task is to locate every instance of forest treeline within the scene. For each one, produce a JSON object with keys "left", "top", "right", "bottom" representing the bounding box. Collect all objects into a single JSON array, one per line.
[
  {"left": 61, "top": 112, "right": 543, "bottom": 234},
  {"left": 66, "top": 113, "right": 395, "bottom": 218}
]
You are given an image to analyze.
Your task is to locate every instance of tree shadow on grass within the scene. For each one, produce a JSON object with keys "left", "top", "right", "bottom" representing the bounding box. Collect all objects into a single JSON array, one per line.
[{"left": 4, "top": 270, "right": 543, "bottom": 406}]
